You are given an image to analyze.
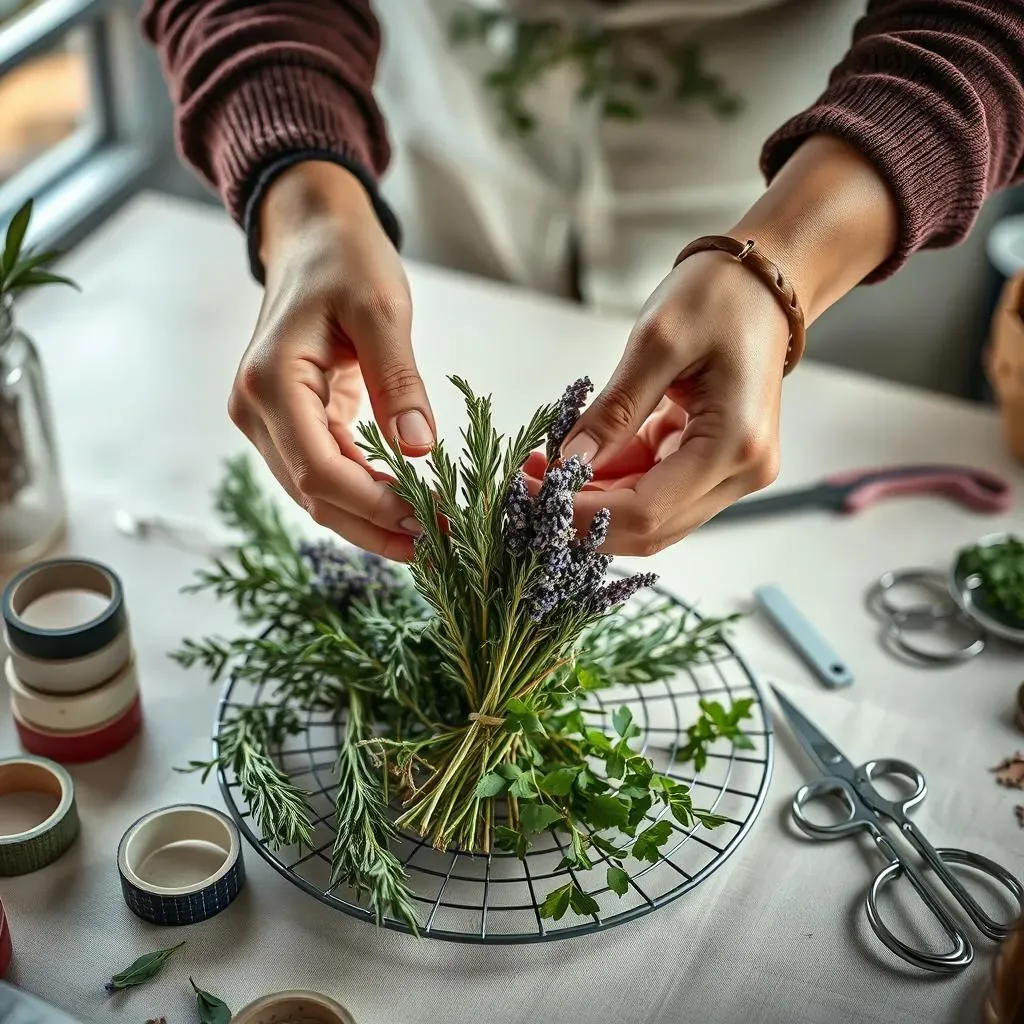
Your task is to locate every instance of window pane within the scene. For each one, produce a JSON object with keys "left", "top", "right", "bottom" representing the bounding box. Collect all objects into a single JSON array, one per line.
[{"left": 0, "top": 25, "right": 99, "bottom": 186}]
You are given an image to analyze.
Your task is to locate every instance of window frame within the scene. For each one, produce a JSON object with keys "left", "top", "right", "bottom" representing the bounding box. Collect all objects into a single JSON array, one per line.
[{"left": 0, "top": 0, "right": 167, "bottom": 254}]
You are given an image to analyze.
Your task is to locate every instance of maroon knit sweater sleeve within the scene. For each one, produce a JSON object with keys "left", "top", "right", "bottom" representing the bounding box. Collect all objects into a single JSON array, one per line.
[
  {"left": 761, "top": 0, "right": 1024, "bottom": 281},
  {"left": 138, "top": 0, "right": 397, "bottom": 272},
  {"left": 141, "top": 1, "right": 1024, "bottom": 284}
]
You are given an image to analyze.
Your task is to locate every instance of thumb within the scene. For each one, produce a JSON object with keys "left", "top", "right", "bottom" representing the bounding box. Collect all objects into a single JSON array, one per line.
[
  {"left": 348, "top": 288, "right": 436, "bottom": 454},
  {"left": 562, "top": 322, "right": 680, "bottom": 467}
]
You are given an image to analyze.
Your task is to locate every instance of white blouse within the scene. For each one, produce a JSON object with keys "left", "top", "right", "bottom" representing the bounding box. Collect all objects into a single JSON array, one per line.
[{"left": 372, "top": 0, "right": 867, "bottom": 316}]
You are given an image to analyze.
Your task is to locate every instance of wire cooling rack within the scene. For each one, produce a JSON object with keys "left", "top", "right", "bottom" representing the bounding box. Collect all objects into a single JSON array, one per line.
[{"left": 215, "top": 587, "right": 774, "bottom": 944}]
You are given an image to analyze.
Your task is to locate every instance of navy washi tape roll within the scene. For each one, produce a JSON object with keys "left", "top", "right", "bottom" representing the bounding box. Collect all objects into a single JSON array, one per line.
[
  {"left": 2, "top": 558, "right": 127, "bottom": 662},
  {"left": 117, "top": 804, "right": 245, "bottom": 926}
]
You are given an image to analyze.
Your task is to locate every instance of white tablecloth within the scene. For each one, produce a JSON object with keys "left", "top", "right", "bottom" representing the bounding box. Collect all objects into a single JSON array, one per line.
[{"left": 1, "top": 194, "right": 1022, "bottom": 1024}]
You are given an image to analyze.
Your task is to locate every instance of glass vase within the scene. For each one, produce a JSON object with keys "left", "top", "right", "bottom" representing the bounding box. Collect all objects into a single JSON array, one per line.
[{"left": 0, "top": 297, "right": 66, "bottom": 573}]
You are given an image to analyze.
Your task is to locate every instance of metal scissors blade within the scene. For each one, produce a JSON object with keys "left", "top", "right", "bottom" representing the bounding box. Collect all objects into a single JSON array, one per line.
[{"left": 770, "top": 685, "right": 859, "bottom": 783}]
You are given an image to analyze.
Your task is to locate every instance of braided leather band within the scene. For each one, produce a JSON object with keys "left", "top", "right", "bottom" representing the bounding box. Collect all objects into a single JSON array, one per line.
[{"left": 674, "top": 235, "right": 806, "bottom": 375}]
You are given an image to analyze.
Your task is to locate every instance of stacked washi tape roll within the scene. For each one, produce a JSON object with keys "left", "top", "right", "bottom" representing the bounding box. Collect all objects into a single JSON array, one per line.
[
  {"left": 2, "top": 558, "right": 142, "bottom": 762},
  {"left": 0, "top": 754, "right": 81, "bottom": 978}
]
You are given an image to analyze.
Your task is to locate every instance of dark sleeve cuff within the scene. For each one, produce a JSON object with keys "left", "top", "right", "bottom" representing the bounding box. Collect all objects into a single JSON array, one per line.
[
  {"left": 760, "top": 74, "right": 983, "bottom": 284},
  {"left": 242, "top": 149, "right": 403, "bottom": 284}
]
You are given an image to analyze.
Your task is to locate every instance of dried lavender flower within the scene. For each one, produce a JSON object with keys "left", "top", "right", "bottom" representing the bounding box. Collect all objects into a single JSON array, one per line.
[
  {"left": 504, "top": 472, "right": 532, "bottom": 556},
  {"left": 584, "top": 507, "right": 610, "bottom": 550},
  {"left": 546, "top": 377, "right": 593, "bottom": 462},
  {"left": 590, "top": 572, "right": 660, "bottom": 614},
  {"left": 299, "top": 539, "right": 399, "bottom": 611}
]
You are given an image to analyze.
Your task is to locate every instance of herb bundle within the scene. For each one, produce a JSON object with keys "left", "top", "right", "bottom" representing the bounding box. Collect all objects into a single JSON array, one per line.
[{"left": 176, "top": 377, "right": 750, "bottom": 932}]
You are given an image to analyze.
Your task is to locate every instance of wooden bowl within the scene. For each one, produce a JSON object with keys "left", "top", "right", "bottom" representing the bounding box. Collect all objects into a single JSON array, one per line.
[
  {"left": 982, "top": 927, "right": 1024, "bottom": 1024},
  {"left": 986, "top": 272, "right": 1024, "bottom": 464},
  {"left": 231, "top": 992, "right": 355, "bottom": 1024}
]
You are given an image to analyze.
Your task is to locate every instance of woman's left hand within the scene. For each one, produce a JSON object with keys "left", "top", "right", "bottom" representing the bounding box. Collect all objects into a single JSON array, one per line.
[
  {"left": 523, "top": 247, "right": 792, "bottom": 556},
  {"left": 524, "top": 135, "right": 900, "bottom": 556}
]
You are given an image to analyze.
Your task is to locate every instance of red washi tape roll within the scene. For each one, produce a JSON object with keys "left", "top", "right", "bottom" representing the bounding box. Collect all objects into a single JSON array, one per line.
[
  {"left": 12, "top": 694, "right": 143, "bottom": 764},
  {"left": 0, "top": 897, "right": 12, "bottom": 977}
]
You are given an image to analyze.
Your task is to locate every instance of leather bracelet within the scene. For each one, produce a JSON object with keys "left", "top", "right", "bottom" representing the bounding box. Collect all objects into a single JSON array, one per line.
[{"left": 674, "top": 235, "right": 806, "bottom": 375}]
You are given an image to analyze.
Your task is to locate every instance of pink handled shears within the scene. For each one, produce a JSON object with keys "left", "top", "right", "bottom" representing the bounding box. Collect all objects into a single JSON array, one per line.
[{"left": 709, "top": 464, "right": 1012, "bottom": 524}]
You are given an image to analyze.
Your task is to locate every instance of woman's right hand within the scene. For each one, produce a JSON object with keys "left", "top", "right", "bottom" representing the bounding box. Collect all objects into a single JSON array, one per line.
[{"left": 228, "top": 161, "right": 434, "bottom": 561}]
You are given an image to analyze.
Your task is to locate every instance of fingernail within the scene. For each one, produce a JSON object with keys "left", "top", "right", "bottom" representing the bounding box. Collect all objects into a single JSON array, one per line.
[
  {"left": 397, "top": 410, "right": 434, "bottom": 447},
  {"left": 400, "top": 516, "right": 423, "bottom": 536},
  {"left": 562, "top": 431, "right": 600, "bottom": 465}
]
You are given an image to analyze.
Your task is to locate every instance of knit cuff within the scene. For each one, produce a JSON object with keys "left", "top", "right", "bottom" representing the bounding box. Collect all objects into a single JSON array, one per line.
[
  {"left": 760, "top": 74, "right": 987, "bottom": 283},
  {"left": 182, "top": 62, "right": 401, "bottom": 281},
  {"left": 242, "top": 149, "right": 402, "bottom": 284}
]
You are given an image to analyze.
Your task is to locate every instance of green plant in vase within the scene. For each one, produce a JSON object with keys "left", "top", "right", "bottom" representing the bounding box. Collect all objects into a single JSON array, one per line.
[{"left": 0, "top": 199, "right": 78, "bottom": 567}]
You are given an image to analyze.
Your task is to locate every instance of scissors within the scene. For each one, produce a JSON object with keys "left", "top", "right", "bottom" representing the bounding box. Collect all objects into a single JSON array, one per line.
[
  {"left": 772, "top": 685, "right": 1024, "bottom": 973},
  {"left": 707, "top": 464, "right": 1011, "bottom": 524}
]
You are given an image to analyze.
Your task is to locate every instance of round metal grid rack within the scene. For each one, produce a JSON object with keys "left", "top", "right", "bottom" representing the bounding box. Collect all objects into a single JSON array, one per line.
[{"left": 215, "top": 589, "right": 774, "bottom": 943}]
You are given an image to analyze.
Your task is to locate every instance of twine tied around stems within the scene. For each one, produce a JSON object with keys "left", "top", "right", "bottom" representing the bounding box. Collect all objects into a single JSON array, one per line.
[{"left": 468, "top": 712, "right": 506, "bottom": 728}]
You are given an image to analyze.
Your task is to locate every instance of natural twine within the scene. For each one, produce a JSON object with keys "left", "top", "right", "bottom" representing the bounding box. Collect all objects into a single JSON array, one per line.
[{"left": 468, "top": 712, "right": 505, "bottom": 728}]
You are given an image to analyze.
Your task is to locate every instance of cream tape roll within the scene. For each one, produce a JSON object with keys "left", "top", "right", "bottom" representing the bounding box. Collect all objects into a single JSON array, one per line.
[
  {"left": 7, "top": 628, "right": 132, "bottom": 696},
  {"left": 6, "top": 655, "right": 139, "bottom": 732}
]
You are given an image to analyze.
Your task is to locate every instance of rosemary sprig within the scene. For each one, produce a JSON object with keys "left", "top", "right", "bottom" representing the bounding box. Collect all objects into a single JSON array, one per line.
[{"left": 179, "top": 706, "right": 315, "bottom": 852}]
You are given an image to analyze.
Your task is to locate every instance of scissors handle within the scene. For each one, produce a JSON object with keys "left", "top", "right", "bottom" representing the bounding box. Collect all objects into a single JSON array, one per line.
[
  {"left": 867, "top": 844, "right": 974, "bottom": 973},
  {"left": 828, "top": 464, "right": 1012, "bottom": 514},
  {"left": 897, "top": 824, "right": 1024, "bottom": 941},
  {"left": 858, "top": 758, "right": 1024, "bottom": 941},
  {"left": 791, "top": 777, "right": 875, "bottom": 839}
]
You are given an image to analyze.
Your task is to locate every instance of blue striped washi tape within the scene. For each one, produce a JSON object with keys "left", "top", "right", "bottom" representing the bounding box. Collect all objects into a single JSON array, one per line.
[
  {"left": 0, "top": 756, "right": 79, "bottom": 877},
  {"left": 116, "top": 804, "right": 245, "bottom": 926}
]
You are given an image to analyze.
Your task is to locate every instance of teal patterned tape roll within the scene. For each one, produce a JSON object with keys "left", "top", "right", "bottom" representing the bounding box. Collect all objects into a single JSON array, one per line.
[{"left": 0, "top": 756, "right": 79, "bottom": 876}]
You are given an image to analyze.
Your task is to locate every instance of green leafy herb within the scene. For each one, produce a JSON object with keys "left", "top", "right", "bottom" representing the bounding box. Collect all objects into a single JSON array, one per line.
[
  {"left": 175, "top": 381, "right": 751, "bottom": 926},
  {"left": 1, "top": 199, "right": 79, "bottom": 303},
  {"left": 606, "top": 866, "right": 629, "bottom": 896},
  {"left": 959, "top": 536, "right": 1024, "bottom": 622},
  {"left": 105, "top": 943, "right": 185, "bottom": 992},
  {"left": 190, "top": 979, "right": 232, "bottom": 1024},
  {"left": 676, "top": 698, "right": 755, "bottom": 771}
]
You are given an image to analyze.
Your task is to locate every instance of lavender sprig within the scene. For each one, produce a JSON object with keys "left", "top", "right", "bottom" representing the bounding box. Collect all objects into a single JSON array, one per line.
[
  {"left": 545, "top": 376, "right": 593, "bottom": 462},
  {"left": 299, "top": 540, "right": 401, "bottom": 612}
]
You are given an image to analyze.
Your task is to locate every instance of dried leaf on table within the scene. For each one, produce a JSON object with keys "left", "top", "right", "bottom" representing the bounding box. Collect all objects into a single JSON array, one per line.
[
  {"left": 190, "top": 978, "right": 232, "bottom": 1024},
  {"left": 105, "top": 942, "right": 185, "bottom": 992},
  {"left": 990, "top": 753, "right": 1024, "bottom": 789}
]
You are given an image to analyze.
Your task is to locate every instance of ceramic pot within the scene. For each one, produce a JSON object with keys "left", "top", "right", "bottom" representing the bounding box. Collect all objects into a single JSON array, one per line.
[
  {"left": 986, "top": 271, "right": 1024, "bottom": 464},
  {"left": 231, "top": 992, "right": 356, "bottom": 1024}
]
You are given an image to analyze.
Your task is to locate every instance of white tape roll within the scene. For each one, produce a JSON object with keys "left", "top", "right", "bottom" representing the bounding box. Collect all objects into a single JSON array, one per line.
[
  {"left": 6, "top": 627, "right": 132, "bottom": 695},
  {"left": 5, "top": 655, "right": 139, "bottom": 732}
]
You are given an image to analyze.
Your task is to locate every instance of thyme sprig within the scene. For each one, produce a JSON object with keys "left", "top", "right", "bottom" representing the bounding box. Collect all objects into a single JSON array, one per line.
[{"left": 175, "top": 379, "right": 754, "bottom": 930}]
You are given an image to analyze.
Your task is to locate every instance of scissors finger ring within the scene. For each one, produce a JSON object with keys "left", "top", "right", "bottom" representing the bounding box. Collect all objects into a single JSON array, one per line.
[
  {"left": 884, "top": 617, "right": 986, "bottom": 666},
  {"left": 867, "top": 569, "right": 959, "bottom": 628}
]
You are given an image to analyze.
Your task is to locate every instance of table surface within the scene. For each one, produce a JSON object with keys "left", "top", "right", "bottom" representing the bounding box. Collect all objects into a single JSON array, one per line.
[{"left": 1, "top": 193, "right": 1023, "bottom": 1024}]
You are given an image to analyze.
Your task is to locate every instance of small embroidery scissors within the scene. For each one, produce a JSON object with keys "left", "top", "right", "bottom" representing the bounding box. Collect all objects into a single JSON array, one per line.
[
  {"left": 773, "top": 686, "right": 1024, "bottom": 973},
  {"left": 709, "top": 464, "right": 1011, "bottom": 524}
]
